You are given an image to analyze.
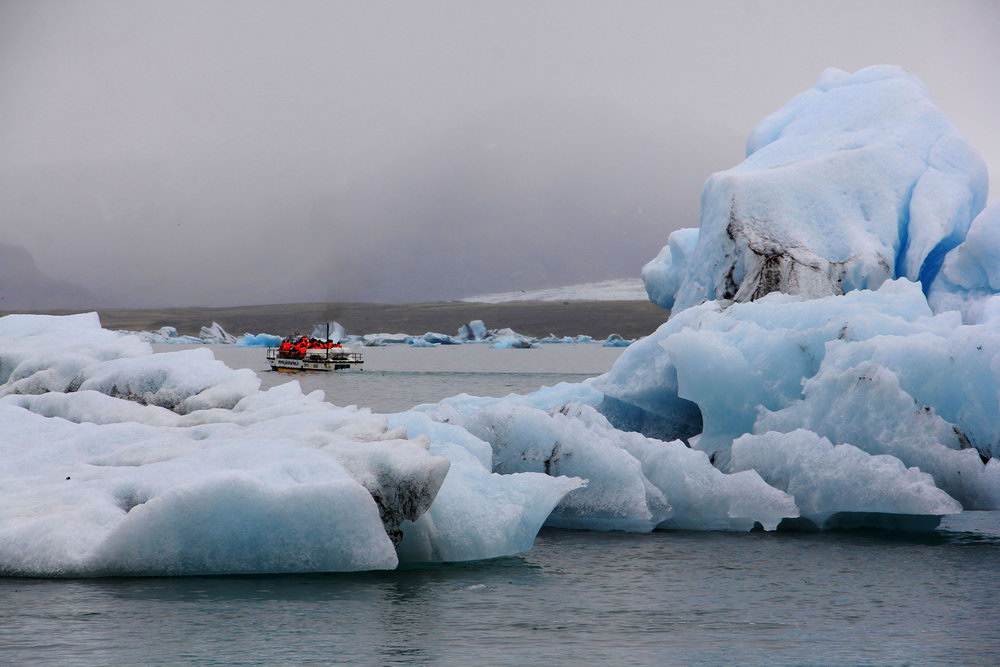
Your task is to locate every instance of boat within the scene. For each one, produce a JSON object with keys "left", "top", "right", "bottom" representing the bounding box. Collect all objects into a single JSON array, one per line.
[{"left": 266, "top": 332, "right": 364, "bottom": 372}]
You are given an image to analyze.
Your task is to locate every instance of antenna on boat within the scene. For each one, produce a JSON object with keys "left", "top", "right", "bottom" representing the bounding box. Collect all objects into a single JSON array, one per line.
[{"left": 326, "top": 322, "right": 330, "bottom": 342}]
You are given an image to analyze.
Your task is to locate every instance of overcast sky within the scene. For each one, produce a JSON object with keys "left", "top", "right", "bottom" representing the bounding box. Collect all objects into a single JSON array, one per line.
[{"left": 2, "top": 0, "right": 998, "bottom": 307}]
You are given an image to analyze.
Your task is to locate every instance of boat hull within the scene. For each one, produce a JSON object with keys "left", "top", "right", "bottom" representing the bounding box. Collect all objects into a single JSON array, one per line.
[{"left": 266, "top": 348, "right": 363, "bottom": 372}]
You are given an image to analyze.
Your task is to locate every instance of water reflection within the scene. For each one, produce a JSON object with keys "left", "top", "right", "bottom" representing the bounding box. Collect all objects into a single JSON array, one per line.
[{"left": 2, "top": 521, "right": 998, "bottom": 664}]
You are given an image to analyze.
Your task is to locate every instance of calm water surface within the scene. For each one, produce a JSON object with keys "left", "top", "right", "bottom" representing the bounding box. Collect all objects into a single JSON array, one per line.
[
  {"left": 3, "top": 344, "right": 998, "bottom": 664},
  {"left": 194, "top": 342, "right": 624, "bottom": 413}
]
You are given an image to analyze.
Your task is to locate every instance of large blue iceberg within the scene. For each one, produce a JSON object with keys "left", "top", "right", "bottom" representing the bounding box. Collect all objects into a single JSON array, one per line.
[
  {"left": 426, "top": 66, "right": 1000, "bottom": 531},
  {"left": 643, "top": 66, "right": 988, "bottom": 313}
]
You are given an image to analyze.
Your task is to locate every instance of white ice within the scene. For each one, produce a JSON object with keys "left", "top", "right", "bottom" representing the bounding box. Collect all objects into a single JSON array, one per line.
[
  {"left": 0, "top": 314, "right": 584, "bottom": 576},
  {"left": 731, "top": 430, "right": 961, "bottom": 530}
]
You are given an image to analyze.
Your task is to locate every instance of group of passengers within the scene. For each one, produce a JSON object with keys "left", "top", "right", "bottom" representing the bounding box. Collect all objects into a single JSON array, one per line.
[{"left": 278, "top": 335, "right": 343, "bottom": 358}]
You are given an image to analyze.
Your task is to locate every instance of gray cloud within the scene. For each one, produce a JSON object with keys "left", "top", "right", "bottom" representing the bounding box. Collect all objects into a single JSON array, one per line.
[{"left": 1, "top": 0, "right": 998, "bottom": 307}]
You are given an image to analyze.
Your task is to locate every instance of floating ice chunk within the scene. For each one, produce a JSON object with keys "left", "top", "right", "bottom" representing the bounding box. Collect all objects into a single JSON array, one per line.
[
  {"left": 362, "top": 333, "right": 409, "bottom": 345},
  {"left": 311, "top": 321, "right": 347, "bottom": 342},
  {"left": 407, "top": 336, "right": 440, "bottom": 347},
  {"left": 536, "top": 334, "right": 595, "bottom": 344},
  {"left": 731, "top": 430, "right": 962, "bottom": 530},
  {"left": 457, "top": 320, "right": 488, "bottom": 341},
  {"left": 236, "top": 333, "right": 282, "bottom": 347},
  {"left": 421, "top": 332, "right": 463, "bottom": 345},
  {"left": 489, "top": 328, "right": 539, "bottom": 349},
  {"left": 645, "top": 66, "right": 987, "bottom": 314},
  {"left": 755, "top": 361, "right": 1000, "bottom": 509},
  {"left": 199, "top": 322, "right": 236, "bottom": 344},
  {"left": 601, "top": 334, "right": 632, "bottom": 347}
]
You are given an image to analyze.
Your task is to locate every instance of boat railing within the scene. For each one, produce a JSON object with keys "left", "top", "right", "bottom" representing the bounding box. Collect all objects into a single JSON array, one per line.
[{"left": 266, "top": 347, "right": 362, "bottom": 363}]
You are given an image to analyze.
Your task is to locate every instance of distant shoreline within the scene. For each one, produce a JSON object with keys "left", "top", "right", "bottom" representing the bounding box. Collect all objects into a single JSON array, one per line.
[{"left": 1, "top": 300, "right": 670, "bottom": 340}]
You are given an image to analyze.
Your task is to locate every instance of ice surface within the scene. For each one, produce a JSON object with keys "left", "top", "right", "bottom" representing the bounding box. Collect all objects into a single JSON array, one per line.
[
  {"left": 594, "top": 277, "right": 999, "bottom": 510},
  {"left": 388, "top": 410, "right": 585, "bottom": 562},
  {"left": 730, "top": 430, "right": 961, "bottom": 530},
  {"left": 122, "top": 326, "right": 205, "bottom": 344},
  {"left": 0, "top": 394, "right": 443, "bottom": 575},
  {"left": 929, "top": 203, "right": 1000, "bottom": 323},
  {"left": 644, "top": 66, "right": 987, "bottom": 314},
  {"left": 754, "top": 361, "right": 1000, "bottom": 509},
  {"left": 416, "top": 398, "right": 798, "bottom": 532}
]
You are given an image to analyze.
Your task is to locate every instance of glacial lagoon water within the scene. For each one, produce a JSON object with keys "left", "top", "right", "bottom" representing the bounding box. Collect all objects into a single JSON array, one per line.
[{"left": 3, "top": 343, "right": 999, "bottom": 664}]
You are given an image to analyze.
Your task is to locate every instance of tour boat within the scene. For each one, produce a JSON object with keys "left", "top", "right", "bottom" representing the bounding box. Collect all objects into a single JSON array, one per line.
[{"left": 266, "top": 333, "right": 364, "bottom": 372}]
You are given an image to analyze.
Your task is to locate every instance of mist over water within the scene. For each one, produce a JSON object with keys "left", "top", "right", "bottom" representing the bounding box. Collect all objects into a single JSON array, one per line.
[{"left": 2, "top": 1, "right": 998, "bottom": 308}]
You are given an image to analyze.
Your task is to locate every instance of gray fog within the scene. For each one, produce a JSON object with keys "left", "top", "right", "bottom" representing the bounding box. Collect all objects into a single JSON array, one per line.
[{"left": 2, "top": 0, "right": 998, "bottom": 308}]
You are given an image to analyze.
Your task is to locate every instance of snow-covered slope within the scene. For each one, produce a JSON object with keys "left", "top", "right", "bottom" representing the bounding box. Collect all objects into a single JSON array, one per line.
[{"left": 461, "top": 278, "right": 647, "bottom": 303}]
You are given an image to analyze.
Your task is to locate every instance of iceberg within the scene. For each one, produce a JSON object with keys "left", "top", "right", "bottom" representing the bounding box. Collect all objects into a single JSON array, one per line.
[
  {"left": 361, "top": 333, "right": 409, "bottom": 346},
  {"left": 601, "top": 334, "right": 632, "bottom": 347},
  {"left": 236, "top": 333, "right": 282, "bottom": 347},
  {"left": 0, "top": 314, "right": 583, "bottom": 576},
  {"left": 403, "top": 66, "right": 1000, "bottom": 530},
  {"left": 645, "top": 66, "right": 987, "bottom": 314},
  {"left": 199, "top": 322, "right": 237, "bottom": 344},
  {"left": 5, "top": 64, "right": 998, "bottom": 579},
  {"left": 311, "top": 321, "right": 347, "bottom": 343},
  {"left": 488, "top": 328, "right": 539, "bottom": 349},
  {"left": 457, "top": 319, "right": 488, "bottom": 342},
  {"left": 418, "top": 332, "right": 463, "bottom": 345}
]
